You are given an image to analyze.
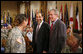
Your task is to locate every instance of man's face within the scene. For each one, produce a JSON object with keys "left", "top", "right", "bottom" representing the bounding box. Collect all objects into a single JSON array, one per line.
[
  {"left": 49, "top": 10, "right": 57, "bottom": 22},
  {"left": 36, "top": 13, "right": 43, "bottom": 24},
  {"left": 67, "top": 28, "right": 71, "bottom": 34},
  {"left": 7, "top": 25, "right": 12, "bottom": 29}
]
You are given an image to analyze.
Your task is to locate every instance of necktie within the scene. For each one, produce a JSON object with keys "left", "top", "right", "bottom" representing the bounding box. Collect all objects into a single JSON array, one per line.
[
  {"left": 36, "top": 25, "right": 39, "bottom": 34},
  {"left": 35, "top": 25, "right": 39, "bottom": 43},
  {"left": 51, "top": 22, "right": 53, "bottom": 31}
]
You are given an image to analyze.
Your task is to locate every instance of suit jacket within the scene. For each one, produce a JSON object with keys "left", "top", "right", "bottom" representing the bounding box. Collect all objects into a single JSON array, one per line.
[
  {"left": 49, "top": 19, "right": 67, "bottom": 53},
  {"left": 32, "top": 22, "right": 50, "bottom": 53}
]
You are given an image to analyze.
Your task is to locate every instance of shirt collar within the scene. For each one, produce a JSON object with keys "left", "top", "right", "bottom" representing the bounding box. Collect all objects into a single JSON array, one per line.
[
  {"left": 37, "top": 20, "right": 43, "bottom": 29},
  {"left": 53, "top": 18, "right": 58, "bottom": 25}
]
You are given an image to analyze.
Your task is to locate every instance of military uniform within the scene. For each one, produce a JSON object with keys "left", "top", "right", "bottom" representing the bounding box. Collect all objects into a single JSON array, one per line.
[
  {"left": 1, "top": 28, "right": 9, "bottom": 47},
  {"left": 61, "top": 33, "right": 82, "bottom": 53},
  {"left": 72, "top": 33, "right": 82, "bottom": 53},
  {"left": 61, "top": 43, "right": 72, "bottom": 53},
  {"left": 1, "top": 28, "right": 11, "bottom": 53},
  {"left": 61, "top": 34, "right": 72, "bottom": 53},
  {"left": 5, "top": 26, "right": 26, "bottom": 53}
]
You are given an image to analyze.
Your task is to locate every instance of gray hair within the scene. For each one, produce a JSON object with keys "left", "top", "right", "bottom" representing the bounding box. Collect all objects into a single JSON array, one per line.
[{"left": 49, "top": 9, "right": 59, "bottom": 16}]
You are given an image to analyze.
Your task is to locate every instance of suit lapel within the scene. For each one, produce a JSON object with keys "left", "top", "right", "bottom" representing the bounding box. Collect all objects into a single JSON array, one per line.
[
  {"left": 51, "top": 19, "right": 59, "bottom": 32},
  {"left": 35, "top": 22, "right": 44, "bottom": 43},
  {"left": 38, "top": 22, "right": 44, "bottom": 33},
  {"left": 34, "top": 24, "right": 37, "bottom": 39},
  {"left": 50, "top": 19, "right": 59, "bottom": 37}
]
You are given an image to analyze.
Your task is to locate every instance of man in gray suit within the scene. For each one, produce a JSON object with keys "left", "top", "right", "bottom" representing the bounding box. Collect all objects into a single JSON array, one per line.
[{"left": 49, "top": 9, "right": 67, "bottom": 53}]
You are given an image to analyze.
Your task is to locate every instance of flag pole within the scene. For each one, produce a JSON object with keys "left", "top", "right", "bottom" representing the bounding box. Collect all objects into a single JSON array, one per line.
[{"left": 56, "top": 1, "right": 57, "bottom": 9}]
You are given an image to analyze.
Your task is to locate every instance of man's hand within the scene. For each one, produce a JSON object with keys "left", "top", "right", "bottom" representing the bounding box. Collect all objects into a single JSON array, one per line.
[{"left": 43, "top": 51, "right": 47, "bottom": 53}]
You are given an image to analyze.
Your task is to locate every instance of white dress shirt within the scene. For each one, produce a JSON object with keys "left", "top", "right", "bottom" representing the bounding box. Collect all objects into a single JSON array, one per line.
[
  {"left": 53, "top": 18, "right": 59, "bottom": 25},
  {"left": 36, "top": 20, "right": 44, "bottom": 30}
]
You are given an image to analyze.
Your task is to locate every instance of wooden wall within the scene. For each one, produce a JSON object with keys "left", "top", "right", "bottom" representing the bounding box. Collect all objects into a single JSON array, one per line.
[
  {"left": 1, "top": 1, "right": 82, "bottom": 27},
  {"left": 1, "top": 1, "right": 18, "bottom": 23}
]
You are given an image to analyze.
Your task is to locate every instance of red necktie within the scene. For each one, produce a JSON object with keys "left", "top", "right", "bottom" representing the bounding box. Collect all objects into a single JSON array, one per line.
[{"left": 51, "top": 23, "right": 53, "bottom": 31}]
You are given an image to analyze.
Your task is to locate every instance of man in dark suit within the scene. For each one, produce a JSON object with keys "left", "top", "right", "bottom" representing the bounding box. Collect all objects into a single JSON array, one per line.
[
  {"left": 32, "top": 12, "right": 50, "bottom": 53},
  {"left": 49, "top": 9, "right": 67, "bottom": 53}
]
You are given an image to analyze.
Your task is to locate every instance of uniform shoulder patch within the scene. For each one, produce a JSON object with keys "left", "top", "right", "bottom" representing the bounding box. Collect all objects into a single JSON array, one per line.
[{"left": 16, "top": 37, "right": 22, "bottom": 44}]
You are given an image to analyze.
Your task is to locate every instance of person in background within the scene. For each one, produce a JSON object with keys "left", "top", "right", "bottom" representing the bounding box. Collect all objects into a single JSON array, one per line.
[
  {"left": 1, "top": 25, "right": 5, "bottom": 53},
  {"left": 61, "top": 26, "right": 72, "bottom": 53},
  {"left": 1, "top": 25, "right": 12, "bottom": 51},
  {"left": 49, "top": 9, "right": 67, "bottom": 53},
  {"left": 65, "top": 26, "right": 82, "bottom": 53},
  {"left": 25, "top": 27, "right": 33, "bottom": 53},
  {"left": 32, "top": 12, "right": 50, "bottom": 53},
  {"left": 7, "top": 24, "right": 12, "bottom": 32},
  {"left": 5, "top": 14, "right": 28, "bottom": 53},
  {"left": 66, "top": 26, "right": 71, "bottom": 35},
  {"left": 72, "top": 30, "right": 82, "bottom": 53},
  {"left": 1, "top": 47, "right": 5, "bottom": 53}
]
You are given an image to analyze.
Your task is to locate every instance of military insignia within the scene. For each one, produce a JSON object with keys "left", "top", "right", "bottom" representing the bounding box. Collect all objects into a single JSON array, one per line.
[{"left": 16, "top": 38, "right": 22, "bottom": 44}]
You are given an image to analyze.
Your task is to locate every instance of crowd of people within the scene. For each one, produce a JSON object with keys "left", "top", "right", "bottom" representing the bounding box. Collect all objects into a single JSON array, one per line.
[{"left": 1, "top": 9, "right": 82, "bottom": 53}]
